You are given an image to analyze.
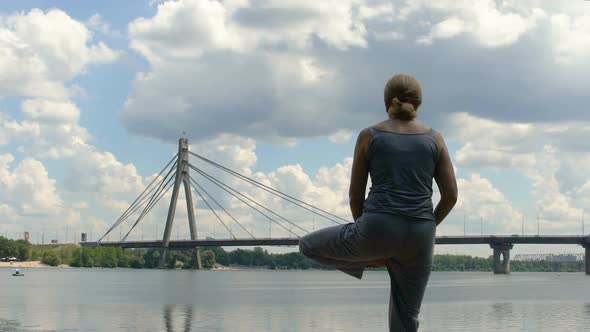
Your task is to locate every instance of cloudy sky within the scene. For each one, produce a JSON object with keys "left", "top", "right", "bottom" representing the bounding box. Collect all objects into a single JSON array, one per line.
[{"left": 1, "top": 0, "right": 589, "bottom": 256}]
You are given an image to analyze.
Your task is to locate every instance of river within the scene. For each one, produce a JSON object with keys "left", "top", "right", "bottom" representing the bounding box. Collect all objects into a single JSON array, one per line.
[{"left": 1, "top": 269, "right": 589, "bottom": 331}]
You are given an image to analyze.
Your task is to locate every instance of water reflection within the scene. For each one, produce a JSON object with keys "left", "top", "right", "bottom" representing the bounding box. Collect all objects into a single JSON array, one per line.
[
  {"left": 1, "top": 270, "right": 589, "bottom": 331},
  {"left": 163, "top": 305, "right": 193, "bottom": 332}
]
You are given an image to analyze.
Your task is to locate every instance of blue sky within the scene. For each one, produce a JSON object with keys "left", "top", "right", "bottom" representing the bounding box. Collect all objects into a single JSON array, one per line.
[{"left": 1, "top": 0, "right": 590, "bottom": 256}]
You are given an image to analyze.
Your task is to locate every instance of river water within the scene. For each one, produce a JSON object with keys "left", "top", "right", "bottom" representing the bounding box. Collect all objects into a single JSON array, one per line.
[{"left": 0, "top": 269, "right": 588, "bottom": 331}]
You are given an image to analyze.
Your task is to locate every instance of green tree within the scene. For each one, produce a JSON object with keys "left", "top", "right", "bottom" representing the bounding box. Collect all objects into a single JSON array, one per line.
[
  {"left": 201, "top": 250, "right": 215, "bottom": 269},
  {"left": 129, "top": 255, "right": 145, "bottom": 269},
  {"left": 42, "top": 251, "right": 61, "bottom": 266},
  {"left": 0, "top": 236, "right": 17, "bottom": 258},
  {"left": 99, "top": 247, "right": 118, "bottom": 268},
  {"left": 14, "top": 240, "right": 31, "bottom": 261},
  {"left": 208, "top": 247, "right": 229, "bottom": 265}
]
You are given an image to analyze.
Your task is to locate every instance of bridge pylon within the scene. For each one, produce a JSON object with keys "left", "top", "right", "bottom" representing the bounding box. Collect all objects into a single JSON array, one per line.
[{"left": 158, "top": 138, "right": 202, "bottom": 269}]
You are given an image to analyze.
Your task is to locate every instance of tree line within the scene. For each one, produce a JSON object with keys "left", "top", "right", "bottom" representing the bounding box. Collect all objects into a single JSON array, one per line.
[
  {"left": 0, "top": 236, "right": 585, "bottom": 272},
  {"left": 66, "top": 246, "right": 322, "bottom": 270}
]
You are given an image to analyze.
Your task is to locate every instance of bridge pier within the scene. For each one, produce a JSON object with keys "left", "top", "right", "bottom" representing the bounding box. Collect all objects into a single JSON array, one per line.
[
  {"left": 584, "top": 244, "right": 589, "bottom": 276},
  {"left": 490, "top": 243, "right": 513, "bottom": 274}
]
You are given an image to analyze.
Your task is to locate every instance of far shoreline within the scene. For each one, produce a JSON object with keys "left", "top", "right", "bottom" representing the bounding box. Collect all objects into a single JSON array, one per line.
[
  {"left": 0, "top": 261, "right": 70, "bottom": 268},
  {"left": 1, "top": 262, "right": 584, "bottom": 273}
]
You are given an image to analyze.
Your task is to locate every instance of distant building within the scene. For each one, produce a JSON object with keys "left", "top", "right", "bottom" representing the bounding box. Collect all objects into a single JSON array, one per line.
[{"left": 24, "top": 232, "right": 30, "bottom": 242}]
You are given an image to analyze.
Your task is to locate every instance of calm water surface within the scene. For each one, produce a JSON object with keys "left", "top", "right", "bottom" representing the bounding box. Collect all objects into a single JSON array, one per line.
[{"left": 1, "top": 269, "right": 589, "bottom": 331}]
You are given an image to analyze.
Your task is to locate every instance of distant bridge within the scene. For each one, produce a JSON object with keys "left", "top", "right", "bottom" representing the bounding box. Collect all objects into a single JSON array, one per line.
[
  {"left": 82, "top": 235, "right": 590, "bottom": 248},
  {"left": 513, "top": 253, "right": 585, "bottom": 262},
  {"left": 84, "top": 138, "right": 590, "bottom": 275}
]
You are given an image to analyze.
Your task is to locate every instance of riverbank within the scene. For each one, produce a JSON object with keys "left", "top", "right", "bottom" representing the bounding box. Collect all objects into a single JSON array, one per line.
[{"left": 0, "top": 261, "right": 70, "bottom": 268}]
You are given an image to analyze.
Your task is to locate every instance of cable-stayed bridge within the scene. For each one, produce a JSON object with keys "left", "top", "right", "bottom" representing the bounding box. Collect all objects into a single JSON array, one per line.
[
  {"left": 81, "top": 138, "right": 590, "bottom": 275},
  {"left": 83, "top": 138, "right": 347, "bottom": 269}
]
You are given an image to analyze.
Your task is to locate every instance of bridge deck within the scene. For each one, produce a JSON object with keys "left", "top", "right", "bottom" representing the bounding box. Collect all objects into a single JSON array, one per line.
[{"left": 80, "top": 235, "right": 590, "bottom": 249}]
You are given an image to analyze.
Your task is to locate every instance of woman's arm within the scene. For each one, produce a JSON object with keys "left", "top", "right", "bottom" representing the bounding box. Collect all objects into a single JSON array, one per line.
[
  {"left": 433, "top": 132, "right": 458, "bottom": 225},
  {"left": 349, "top": 128, "right": 371, "bottom": 221}
]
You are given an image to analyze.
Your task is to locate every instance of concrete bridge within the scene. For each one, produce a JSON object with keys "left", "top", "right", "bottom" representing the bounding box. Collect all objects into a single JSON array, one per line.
[{"left": 82, "top": 235, "right": 590, "bottom": 275}]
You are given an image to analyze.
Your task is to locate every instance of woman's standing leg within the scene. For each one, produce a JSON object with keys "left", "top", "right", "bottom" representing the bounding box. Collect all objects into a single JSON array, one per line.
[
  {"left": 387, "top": 260, "right": 431, "bottom": 331},
  {"left": 385, "top": 220, "right": 436, "bottom": 332}
]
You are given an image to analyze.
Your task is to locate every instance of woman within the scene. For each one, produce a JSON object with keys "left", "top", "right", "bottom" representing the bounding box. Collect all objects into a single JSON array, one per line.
[{"left": 299, "top": 74, "right": 458, "bottom": 331}]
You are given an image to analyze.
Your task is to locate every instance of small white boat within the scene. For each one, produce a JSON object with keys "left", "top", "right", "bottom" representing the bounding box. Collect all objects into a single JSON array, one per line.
[{"left": 12, "top": 269, "right": 24, "bottom": 277}]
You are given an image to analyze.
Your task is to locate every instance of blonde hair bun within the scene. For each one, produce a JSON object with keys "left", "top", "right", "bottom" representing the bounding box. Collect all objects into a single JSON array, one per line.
[
  {"left": 384, "top": 74, "right": 422, "bottom": 121},
  {"left": 391, "top": 97, "right": 418, "bottom": 121}
]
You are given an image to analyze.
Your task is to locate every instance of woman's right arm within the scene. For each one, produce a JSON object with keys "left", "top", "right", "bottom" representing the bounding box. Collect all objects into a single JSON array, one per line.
[
  {"left": 349, "top": 128, "right": 371, "bottom": 222},
  {"left": 433, "top": 132, "right": 458, "bottom": 225}
]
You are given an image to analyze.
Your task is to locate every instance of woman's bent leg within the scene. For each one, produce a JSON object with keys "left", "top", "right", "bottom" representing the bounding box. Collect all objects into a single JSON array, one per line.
[{"left": 299, "top": 223, "right": 370, "bottom": 279}]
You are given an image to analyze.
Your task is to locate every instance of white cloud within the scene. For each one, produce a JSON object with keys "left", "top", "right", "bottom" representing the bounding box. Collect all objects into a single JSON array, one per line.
[
  {"left": 87, "top": 14, "right": 123, "bottom": 38},
  {"left": 549, "top": 13, "right": 590, "bottom": 64},
  {"left": 122, "top": 0, "right": 590, "bottom": 144},
  {"left": 4, "top": 100, "right": 89, "bottom": 159},
  {"left": 122, "top": 0, "right": 395, "bottom": 142},
  {"left": 446, "top": 112, "right": 590, "bottom": 231},
  {"left": 453, "top": 173, "right": 523, "bottom": 234},
  {"left": 418, "top": 17, "right": 465, "bottom": 44},
  {"left": 408, "top": 0, "right": 546, "bottom": 47},
  {"left": 21, "top": 99, "right": 80, "bottom": 124},
  {"left": 65, "top": 146, "right": 145, "bottom": 195},
  {"left": 328, "top": 129, "right": 354, "bottom": 143},
  {"left": 5, "top": 9, "right": 119, "bottom": 78},
  {"left": 129, "top": 0, "right": 373, "bottom": 63},
  {"left": 0, "top": 7, "right": 144, "bottom": 239},
  {"left": 0, "top": 112, "right": 40, "bottom": 147},
  {"left": 2, "top": 98, "right": 145, "bottom": 198},
  {"left": 0, "top": 8, "right": 119, "bottom": 99},
  {"left": 0, "top": 153, "right": 63, "bottom": 216}
]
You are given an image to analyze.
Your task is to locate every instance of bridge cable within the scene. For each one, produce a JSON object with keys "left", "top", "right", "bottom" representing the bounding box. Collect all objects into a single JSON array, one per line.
[
  {"left": 98, "top": 155, "right": 178, "bottom": 241},
  {"left": 188, "top": 164, "right": 306, "bottom": 237},
  {"left": 188, "top": 151, "right": 348, "bottom": 225},
  {"left": 189, "top": 164, "right": 305, "bottom": 236},
  {"left": 99, "top": 161, "right": 177, "bottom": 242},
  {"left": 122, "top": 174, "right": 176, "bottom": 241},
  {"left": 188, "top": 151, "right": 346, "bottom": 224},
  {"left": 109, "top": 159, "right": 178, "bottom": 232},
  {"left": 190, "top": 181, "right": 237, "bottom": 240},
  {"left": 112, "top": 162, "right": 177, "bottom": 226},
  {"left": 112, "top": 154, "right": 177, "bottom": 226},
  {"left": 188, "top": 176, "right": 255, "bottom": 239},
  {"left": 121, "top": 177, "right": 174, "bottom": 241}
]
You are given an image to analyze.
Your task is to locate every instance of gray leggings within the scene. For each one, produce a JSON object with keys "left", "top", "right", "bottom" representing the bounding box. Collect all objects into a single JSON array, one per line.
[{"left": 299, "top": 212, "right": 436, "bottom": 332}]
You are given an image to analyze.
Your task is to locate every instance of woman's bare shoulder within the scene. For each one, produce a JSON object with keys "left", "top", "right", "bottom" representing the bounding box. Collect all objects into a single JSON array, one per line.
[
  {"left": 372, "top": 119, "right": 433, "bottom": 133},
  {"left": 356, "top": 126, "right": 373, "bottom": 143},
  {"left": 412, "top": 120, "right": 433, "bottom": 132},
  {"left": 369, "top": 120, "right": 390, "bottom": 130}
]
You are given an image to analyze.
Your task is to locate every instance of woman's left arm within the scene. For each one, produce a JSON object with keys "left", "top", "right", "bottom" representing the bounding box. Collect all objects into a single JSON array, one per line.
[{"left": 349, "top": 128, "right": 371, "bottom": 221}]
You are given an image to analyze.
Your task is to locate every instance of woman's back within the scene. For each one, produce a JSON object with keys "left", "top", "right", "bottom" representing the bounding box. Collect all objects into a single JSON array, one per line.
[{"left": 363, "top": 126, "right": 439, "bottom": 221}]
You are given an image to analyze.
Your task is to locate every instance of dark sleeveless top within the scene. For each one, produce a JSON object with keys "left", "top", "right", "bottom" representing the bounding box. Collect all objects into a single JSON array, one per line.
[{"left": 363, "top": 127, "right": 440, "bottom": 221}]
